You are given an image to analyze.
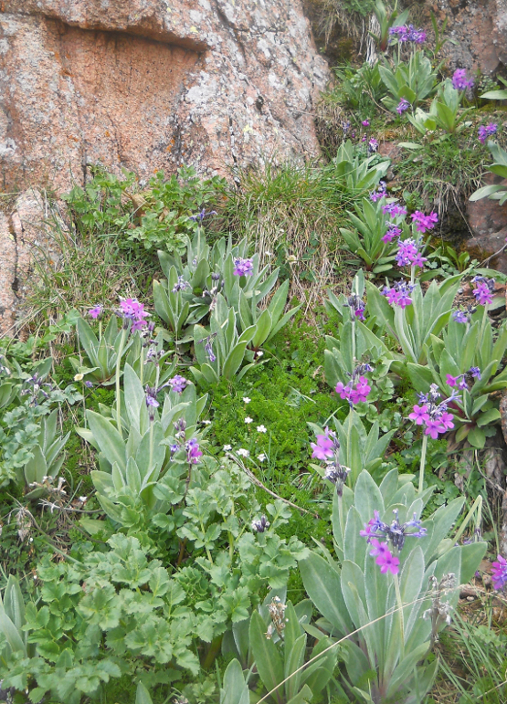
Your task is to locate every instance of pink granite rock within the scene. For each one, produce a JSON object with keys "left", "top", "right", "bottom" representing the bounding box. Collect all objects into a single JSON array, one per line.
[{"left": 0, "top": 0, "right": 329, "bottom": 190}]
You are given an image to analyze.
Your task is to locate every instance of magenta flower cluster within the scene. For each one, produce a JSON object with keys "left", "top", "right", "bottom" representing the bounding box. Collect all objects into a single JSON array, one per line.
[
  {"left": 395, "top": 237, "right": 427, "bottom": 269},
  {"left": 446, "top": 367, "right": 481, "bottom": 390},
  {"left": 233, "top": 258, "right": 254, "bottom": 276},
  {"left": 491, "top": 555, "right": 507, "bottom": 590},
  {"left": 119, "top": 298, "right": 150, "bottom": 332},
  {"left": 167, "top": 375, "right": 188, "bottom": 394},
  {"left": 408, "top": 384, "right": 455, "bottom": 439},
  {"left": 310, "top": 428, "right": 350, "bottom": 496},
  {"left": 411, "top": 211, "right": 438, "bottom": 234},
  {"left": 336, "top": 376, "right": 371, "bottom": 404},
  {"left": 382, "top": 224, "right": 402, "bottom": 243},
  {"left": 360, "top": 509, "right": 427, "bottom": 576},
  {"left": 389, "top": 25, "right": 426, "bottom": 44},
  {"left": 370, "top": 181, "right": 387, "bottom": 202},
  {"left": 382, "top": 203, "right": 407, "bottom": 218},
  {"left": 382, "top": 281, "right": 414, "bottom": 308},
  {"left": 478, "top": 123, "right": 498, "bottom": 144},
  {"left": 472, "top": 276, "right": 495, "bottom": 306},
  {"left": 452, "top": 69, "right": 474, "bottom": 91},
  {"left": 88, "top": 305, "right": 103, "bottom": 319}
]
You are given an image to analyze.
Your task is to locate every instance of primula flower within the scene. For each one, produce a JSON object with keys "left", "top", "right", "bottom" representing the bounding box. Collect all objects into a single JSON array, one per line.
[
  {"left": 452, "top": 310, "right": 469, "bottom": 324},
  {"left": 382, "top": 225, "right": 402, "bottom": 243},
  {"left": 233, "top": 258, "right": 254, "bottom": 276},
  {"left": 397, "top": 98, "right": 410, "bottom": 114},
  {"left": 362, "top": 120, "right": 370, "bottom": 127},
  {"left": 345, "top": 293, "right": 366, "bottom": 321},
  {"left": 409, "top": 404, "right": 430, "bottom": 425},
  {"left": 382, "top": 203, "right": 408, "bottom": 218},
  {"left": 382, "top": 281, "right": 414, "bottom": 308},
  {"left": 119, "top": 298, "right": 150, "bottom": 332},
  {"left": 452, "top": 68, "right": 474, "bottom": 91},
  {"left": 310, "top": 430, "right": 334, "bottom": 460},
  {"left": 446, "top": 374, "right": 458, "bottom": 388},
  {"left": 473, "top": 281, "right": 494, "bottom": 306},
  {"left": 491, "top": 555, "right": 507, "bottom": 590},
  {"left": 167, "top": 375, "right": 187, "bottom": 394},
  {"left": 172, "top": 275, "right": 190, "bottom": 293},
  {"left": 186, "top": 438, "right": 202, "bottom": 464},
  {"left": 251, "top": 515, "right": 270, "bottom": 533},
  {"left": 88, "top": 305, "right": 103, "bottom": 319},
  {"left": 370, "top": 181, "right": 386, "bottom": 202},
  {"left": 395, "top": 238, "right": 427, "bottom": 269},
  {"left": 478, "top": 123, "right": 498, "bottom": 144},
  {"left": 411, "top": 211, "right": 438, "bottom": 234},
  {"left": 368, "top": 138, "right": 379, "bottom": 154},
  {"left": 409, "top": 384, "right": 456, "bottom": 438},
  {"left": 378, "top": 551, "right": 400, "bottom": 575},
  {"left": 335, "top": 363, "right": 373, "bottom": 406}
]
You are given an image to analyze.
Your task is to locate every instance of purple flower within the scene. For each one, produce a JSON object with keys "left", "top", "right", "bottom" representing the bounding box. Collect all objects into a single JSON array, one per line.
[
  {"left": 251, "top": 515, "right": 270, "bottom": 533},
  {"left": 345, "top": 293, "right": 366, "bottom": 321},
  {"left": 396, "top": 98, "right": 410, "bottom": 115},
  {"left": 368, "top": 138, "right": 379, "bottom": 154},
  {"left": 395, "top": 238, "right": 427, "bottom": 269},
  {"left": 378, "top": 550, "right": 400, "bottom": 575},
  {"left": 469, "top": 367, "right": 481, "bottom": 380},
  {"left": 478, "top": 123, "right": 498, "bottom": 144},
  {"left": 382, "top": 203, "right": 407, "bottom": 218},
  {"left": 172, "top": 276, "right": 190, "bottom": 293},
  {"left": 311, "top": 430, "right": 334, "bottom": 460},
  {"left": 382, "top": 225, "right": 402, "bottom": 243},
  {"left": 382, "top": 281, "right": 414, "bottom": 308},
  {"left": 411, "top": 211, "right": 438, "bottom": 234},
  {"left": 473, "top": 281, "right": 493, "bottom": 306},
  {"left": 167, "top": 375, "right": 187, "bottom": 394},
  {"left": 408, "top": 384, "right": 456, "bottom": 438},
  {"left": 362, "top": 120, "right": 370, "bottom": 127},
  {"left": 119, "top": 298, "right": 150, "bottom": 332},
  {"left": 370, "top": 181, "right": 387, "bottom": 202},
  {"left": 452, "top": 69, "right": 474, "bottom": 91},
  {"left": 491, "top": 555, "right": 507, "bottom": 590},
  {"left": 452, "top": 310, "right": 469, "bottom": 324},
  {"left": 335, "top": 364, "right": 373, "bottom": 406},
  {"left": 407, "top": 25, "right": 426, "bottom": 43},
  {"left": 190, "top": 208, "right": 217, "bottom": 222},
  {"left": 389, "top": 25, "right": 409, "bottom": 43},
  {"left": 145, "top": 385, "right": 160, "bottom": 421},
  {"left": 361, "top": 509, "right": 426, "bottom": 574},
  {"left": 186, "top": 438, "right": 203, "bottom": 464},
  {"left": 84, "top": 380, "right": 94, "bottom": 388},
  {"left": 446, "top": 374, "right": 458, "bottom": 388},
  {"left": 198, "top": 332, "right": 217, "bottom": 363},
  {"left": 88, "top": 305, "right": 103, "bottom": 319},
  {"left": 233, "top": 258, "right": 254, "bottom": 276},
  {"left": 408, "top": 404, "right": 430, "bottom": 425}
]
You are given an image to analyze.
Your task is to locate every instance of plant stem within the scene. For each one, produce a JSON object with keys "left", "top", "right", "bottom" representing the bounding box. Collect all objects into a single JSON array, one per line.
[
  {"left": 418, "top": 434, "right": 428, "bottom": 494},
  {"left": 393, "top": 572, "right": 405, "bottom": 657},
  {"left": 115, "top": 327, "right": 128, "bottom": 437}
]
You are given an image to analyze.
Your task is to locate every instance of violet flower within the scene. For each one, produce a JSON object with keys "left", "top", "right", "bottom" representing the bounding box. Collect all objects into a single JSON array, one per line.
[
  {"left": 491, "top": 555, "right": 507, "bottom": 590},
  {"left": 395, "top": 237, "right": 427, "bottom": 269},
  {"left": 408, "top": 384, "right": 456, "bottom": 439},
  {"left": 251, "top": 515, "right": 270, "bottom": 533},
  {"left": 344, "top": 293, "right": 366, "bottom": 321},
  {"left": 381, "top": 281, "right": 414, "bottom": 308},
  {"left": 186, "top": 438, "right": 203, "bottom": 464},
  {"left": 172, "top": 276, "right": 190, "bottom": 293},
  {"left": 167, "top": 375, "right": 188, "bottom": 394},
  {"left": 472, "top": 276, "right": 495, "bottom": 306},
  {"left": 335, "top": 363, "right": 373, "bottom": 406},
  {"left": 396, "top": 98, "right": 410, "bottom": 114},
  {"left": 411, "top": 211, "right": 438, "bottom": 234},
  {"left": 233, "top": 258, "right": 254, "bottom": 276},
  {"left": 88, "top": 305, "right": 103, "bottom": 319},
  {"left": 452, "top": 69, "right": 474, "bottom": 91},
  {"left": 382, "top": 224, "right": 402, "bottom": 243},
  {"left": 368, "top": 138, "right": 379, "bottom": 154},
  {"left": 382, "top": 203, "right": 408, "bottom": 218},
  {"left": 478, "top": 123, "right": 498, "bottom": 144},
  {"left": 118, "top": 298, "right": 150, "bottom": 332},
  {"left": 311, "top": 428, "right": 350, "bottom": 497},
  {"left": 310, "top": 429, "right": 334, "bottom": 460}
]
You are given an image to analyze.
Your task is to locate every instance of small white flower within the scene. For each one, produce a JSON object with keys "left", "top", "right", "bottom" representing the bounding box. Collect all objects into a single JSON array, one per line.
[
  {"left": 78, "top": 496, "right": 88, "bottom": 503},
  {"left": 237, "top": 448, "right": 250, "bottom": 457},
  {"left": 256, "top": 425, "right": 267, "bottom": 433},
  {"left": 257, "top": 453, "right": 266, "bottom": 462},
  {"left": 245, "top": 416, "right": 253, "bottom": 424},
  {"left": 243, "top": 397, "right": 251, "bottom": 404},
  {"left": 223, "top": 444, "right": 232, "bottom": 451},
  {"left": 265, "top": 251, "right": 273, "bottom": 257},
  {"left": 74, "top": 373, "right": 84, "bottom": 381},
  {"left": 256, "top": 351, "right": 264, "bottom": 358},
  {"left": 201, "top": 419, "right": 212, "bottom": 425}
]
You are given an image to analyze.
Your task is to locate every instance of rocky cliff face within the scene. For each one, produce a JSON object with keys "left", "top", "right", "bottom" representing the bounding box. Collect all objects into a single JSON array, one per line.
[{"left": 0, "top": 0, "right": 329, "bottom": 191}]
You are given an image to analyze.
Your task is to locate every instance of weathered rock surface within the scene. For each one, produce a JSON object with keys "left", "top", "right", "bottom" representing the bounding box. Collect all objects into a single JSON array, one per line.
[{"left": 0, "top": 0, "right": 329, "bottom": 191}]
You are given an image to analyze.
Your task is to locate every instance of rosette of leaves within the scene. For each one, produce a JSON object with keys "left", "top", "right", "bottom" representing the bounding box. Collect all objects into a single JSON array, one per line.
[
  {"left": 22, "top": 409, "right": 70, "bottom": 500},
  {"left": 366, "top": 275, "right": 462, "bottom": 365},
  {"left": 331, "top": 140, "right": 390, "bottom": 194},
  {"left": 221, "top": 591, "right": 338, "bottom": 704},
  {"left": 408, "top": 311, "right": 507, "bottom": 448},
  {"left": 339, "top": 198, "right": 399, "bottom": 274},
  {"left": 154, "top": 231, "right": 282, "bottom": 337},
  {"left": 77, "top": 364, "right": 208, "bottom": 530},
  {"left": 407, "top": 79, "right": 475, "bottom": 135},
  {"left": 300, "top": 469, "right": 486, "bottom": 704},
  {"left": 379, "top": 51, "right": 438, "bottom": 111}
]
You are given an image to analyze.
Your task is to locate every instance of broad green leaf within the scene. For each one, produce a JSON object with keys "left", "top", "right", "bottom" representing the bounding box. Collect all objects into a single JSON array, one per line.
[{"left": 249, "top": 611, "right": 284, "bottom": 694}]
